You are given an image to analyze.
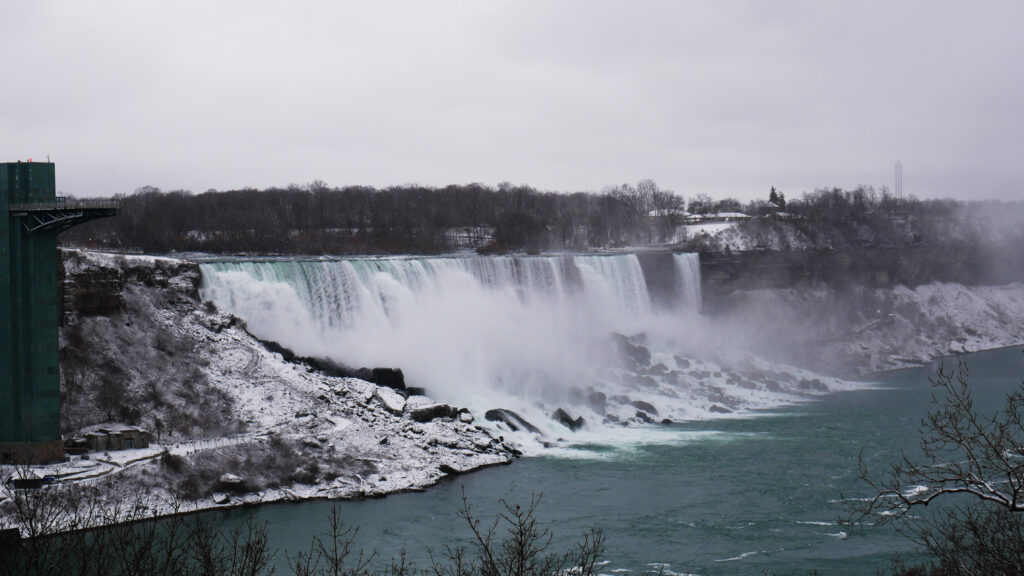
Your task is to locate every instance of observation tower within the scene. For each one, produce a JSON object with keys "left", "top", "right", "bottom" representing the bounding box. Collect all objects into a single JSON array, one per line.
[{"left": 1, "top": 162, "right": 116, "bottom": 463}]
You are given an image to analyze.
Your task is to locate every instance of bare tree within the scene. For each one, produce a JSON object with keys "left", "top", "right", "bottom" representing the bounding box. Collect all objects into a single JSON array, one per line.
[{"left": 850, "top": 357, "right": 1024, "bottom": 574}]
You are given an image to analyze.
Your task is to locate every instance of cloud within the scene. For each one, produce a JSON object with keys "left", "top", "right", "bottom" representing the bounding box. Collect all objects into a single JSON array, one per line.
[{"left": 1, "top": 1, "right": 1021, "bottom": 201}]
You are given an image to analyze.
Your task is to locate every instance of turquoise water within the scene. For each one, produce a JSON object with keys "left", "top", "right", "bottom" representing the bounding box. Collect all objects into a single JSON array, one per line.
[{"left": 210, "top": 347, "right": 1024, "bottom": 575}]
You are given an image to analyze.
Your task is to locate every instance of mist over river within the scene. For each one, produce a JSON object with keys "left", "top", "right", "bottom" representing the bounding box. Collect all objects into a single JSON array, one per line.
[{"left": 188, "top": 346, "right": 1022, "bottom": 575}]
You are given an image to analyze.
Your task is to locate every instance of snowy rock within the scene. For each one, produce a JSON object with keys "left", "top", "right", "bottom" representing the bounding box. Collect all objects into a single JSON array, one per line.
[
  {"left": 374, "top": 387, "right": 406, "bottom": 415},
  {"left": 405, "top": 395, "right": 457, "bottom": 422},
  {"left": 219, "top": 473, "right": 243, "bottom": 485},
  {"left": 459, "top": 411, "right": 474, "bottom": 424},
  {"left": 408, "top": 403, "right": 456, "bottom": 422},
  {"left": 212, "top": 493, "right": 230, "bottom": 505}
]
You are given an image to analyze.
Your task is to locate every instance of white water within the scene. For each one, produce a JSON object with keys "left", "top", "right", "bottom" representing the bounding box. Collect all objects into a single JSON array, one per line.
[{"left": 199, "top": 252, "right": 836, "bottom": 448}]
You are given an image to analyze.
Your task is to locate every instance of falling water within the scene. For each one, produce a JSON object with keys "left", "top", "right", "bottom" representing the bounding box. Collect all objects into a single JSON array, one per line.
[{"left": 200, "top": 252, "right": 836, "bottom": 445}]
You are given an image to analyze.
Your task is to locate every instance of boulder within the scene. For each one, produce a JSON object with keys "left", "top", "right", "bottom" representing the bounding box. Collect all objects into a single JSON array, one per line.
[
  {"left": 408, "top": 403, "right": 457, "bottom": 423},
  {"left": 709, "top": 404, "right": 732, "bottom": 414},
  {"left": 484, "top": 409, "right": 541, "bottom": 435},
  {"left": 212, "top": 492, "right": 230, "bottom": 505},
  {"left": 551, "top": 408, "right": 586, "bottom": 432},
  {"left": 634, "top": 410, "right": 655, "bottom": 424},
  {"left": 459, "top": 411, "right": 474, "bottom": 424},
  {"left": 371, "top": 368, "right": 406, "bottom": 390},
  {"left": 630, "top": 400, "right": 659, "bottom": 416},
  {"left": 375, "top": 388, "right": 407, "bottom": 415}
]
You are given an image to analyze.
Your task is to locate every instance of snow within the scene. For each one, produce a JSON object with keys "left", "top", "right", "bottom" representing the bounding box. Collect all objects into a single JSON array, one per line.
[{"left": 2, "top": 250, "right": 517, "bottom": 533}]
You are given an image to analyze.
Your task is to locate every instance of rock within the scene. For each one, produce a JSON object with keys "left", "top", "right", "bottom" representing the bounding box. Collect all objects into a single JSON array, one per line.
[
  {"left": 371, "top": 368, "right": 406, "bottom": 390},
  {"left": 673, "top": 355, "right": 691, "bottom": 369},
  {"left": 459, "top": 411, "right": 474, "bottom": 424},
  {"left": 379, "top": 437, "right": 389, "bottom": 445},
  {"left": 634, "top": 410, "right": 655, "bottom": 424},
  {"left": 603, "top": 414, "right": 620, "bottom": 424},
  {"left": 485, "top": 409, "right": 542, "bottom": 435},
  {"left": 799, "top": 378, "right": 828, "bottom": 392},
  {"left": 661, "top": 418, "right": 674, "bottom": 425},
  {"left": 406, "top": 386, "right": 427, "bottom": 396},
  {"left": 709, "top": 404, "right": 732, "bottom": 414},
  {"left": 408, "top": 403, "right": 457, "bottom": 423},
  {"left": 630, "top": 400, "right": 659, "bottom": 415},
  {"left": 219, "top": 473, "right": 243, "bottom": 485},
  {"left": 438, "top": 463, "right": 466, "bottom": 475},
  {"left": 375, "top": 387, "right": 407, "bottom": 415},
  {"left": 212, "top": 492, "right": 230, "bottom": 505},
  {"left": 551, "top": 408, "right": 586, "bottom": 432}
]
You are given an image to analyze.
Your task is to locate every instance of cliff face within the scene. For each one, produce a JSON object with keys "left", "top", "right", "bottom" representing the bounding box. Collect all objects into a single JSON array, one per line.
[
  {"left": 60, "top": 250, "right": 201, "bottom": 322},
  {"left": 696, "top": 246, "right": 1024, "bottom": 376},
  {"left": 700, "top": 244, "right": 1024, "bottom": 315}
]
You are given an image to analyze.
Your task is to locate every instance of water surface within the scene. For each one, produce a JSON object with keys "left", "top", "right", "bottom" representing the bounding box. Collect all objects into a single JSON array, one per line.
[{"left": 210, "top": 346, "right": 1024, "bottom": 575}]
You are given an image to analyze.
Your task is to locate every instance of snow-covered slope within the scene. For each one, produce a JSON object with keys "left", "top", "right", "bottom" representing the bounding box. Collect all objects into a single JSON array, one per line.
[{"left": 35, "top": 250, "right": 515, "bottom": 522}]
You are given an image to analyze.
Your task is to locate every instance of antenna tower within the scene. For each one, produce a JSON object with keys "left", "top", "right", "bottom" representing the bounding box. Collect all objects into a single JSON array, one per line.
[{"left": 895, "top": 160, "right": 903, "bottom": 200}]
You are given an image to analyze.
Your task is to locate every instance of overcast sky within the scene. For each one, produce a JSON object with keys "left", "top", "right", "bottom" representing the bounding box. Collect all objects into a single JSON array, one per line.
[{"left": 2, "top": 1, "right": 1021, "bottom": 201}]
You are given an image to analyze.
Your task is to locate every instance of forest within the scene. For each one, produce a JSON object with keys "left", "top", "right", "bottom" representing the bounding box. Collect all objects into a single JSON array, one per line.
[{"left": 58, "top": 180, "right": 1016, "bottom": 255}]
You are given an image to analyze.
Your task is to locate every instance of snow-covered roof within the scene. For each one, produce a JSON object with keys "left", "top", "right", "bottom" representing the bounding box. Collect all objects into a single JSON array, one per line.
[
  {"left": 647, "top": 208, "right": 689, "bottom": 217},
  {"left": 80, "top": 422, "right": 146, "bottom": 435}
]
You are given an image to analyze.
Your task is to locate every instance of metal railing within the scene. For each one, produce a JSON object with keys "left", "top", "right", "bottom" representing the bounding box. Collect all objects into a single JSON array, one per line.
[{"left": 8, "top": 199, "right": 119, "bottom": 211}]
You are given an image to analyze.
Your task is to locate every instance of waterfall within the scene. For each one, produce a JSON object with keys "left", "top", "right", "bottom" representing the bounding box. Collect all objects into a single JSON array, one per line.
[
  {"left": 199, "top": 253, "right": 823, "bottom": 445},
  {"left": 673, "top": 253, "right": 702, "bottom": 312}
]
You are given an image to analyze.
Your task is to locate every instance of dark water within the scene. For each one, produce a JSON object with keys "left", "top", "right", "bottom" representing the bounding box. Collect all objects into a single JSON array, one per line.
[{"left": 210, "top": 347, "right": 1024, "bottom": 575}]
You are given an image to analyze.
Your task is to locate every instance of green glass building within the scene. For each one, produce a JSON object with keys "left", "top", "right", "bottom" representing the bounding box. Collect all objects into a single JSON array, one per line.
[{"left": 1, "top": 162, "right": 115, "bottom": 464}]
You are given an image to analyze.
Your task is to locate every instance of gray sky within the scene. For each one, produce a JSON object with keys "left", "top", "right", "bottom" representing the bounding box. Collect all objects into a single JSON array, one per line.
[{"left": 2, "top": 1, "right": 1021, "bottom": 201}]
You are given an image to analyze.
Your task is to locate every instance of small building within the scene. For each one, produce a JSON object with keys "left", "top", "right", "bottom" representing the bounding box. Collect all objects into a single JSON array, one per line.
[{"left": 65, "top": 424, "right": 151, "bottom": 454}]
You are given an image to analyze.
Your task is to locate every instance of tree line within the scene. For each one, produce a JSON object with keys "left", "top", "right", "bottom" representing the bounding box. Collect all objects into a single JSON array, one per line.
[{"left": 58, "top": 180, "right": 1012, "bottom": 255}]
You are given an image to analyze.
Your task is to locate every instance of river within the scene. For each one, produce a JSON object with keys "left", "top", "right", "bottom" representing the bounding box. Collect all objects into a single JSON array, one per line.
[{"left": 198, "top": 346, "right": 1024, "bottom": 575}]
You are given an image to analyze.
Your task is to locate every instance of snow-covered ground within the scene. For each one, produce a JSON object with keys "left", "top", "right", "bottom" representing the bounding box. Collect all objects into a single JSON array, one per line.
[{"left": 2, "top": 250, "right": 516, "bottom": 531}]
